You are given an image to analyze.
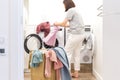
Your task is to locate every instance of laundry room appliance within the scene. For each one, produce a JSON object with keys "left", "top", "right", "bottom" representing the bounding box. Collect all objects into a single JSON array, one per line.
[
  {"left": 24, "top": 25, "right": 38, "bottom": 70},
  {"left": 80, "top": 25, "right": 94, "bottom": 64},
  {"left": 35, "top": 21, "right": 65, "bottom": 48},
  {"left": 80, "top": 33, "right": 93, "bottom": 64},
  {"left": 84, "top": 25, "right": 92, "bottom": 32},
  {"left": 50, "top": 26, "right": 65, "bottom": 48},
  {"left": 24, "top": 25, "right": 65, "bottom": 50},
  {"left": 65, "top": 25, "right": 94, "bottom": 64}
]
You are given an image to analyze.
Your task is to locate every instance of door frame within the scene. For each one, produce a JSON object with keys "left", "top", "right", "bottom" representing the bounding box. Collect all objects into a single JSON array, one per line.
[{"left": 9, "top": 0, "right": 24, "bottom": 80}]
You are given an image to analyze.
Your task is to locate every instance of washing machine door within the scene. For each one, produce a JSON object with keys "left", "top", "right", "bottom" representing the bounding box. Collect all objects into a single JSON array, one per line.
[
  {"left": 80, "top": 45, "right": 92, "bottom": 63},
  {"left": 24, "top": 34, "right": 42, "bottom": 53}
]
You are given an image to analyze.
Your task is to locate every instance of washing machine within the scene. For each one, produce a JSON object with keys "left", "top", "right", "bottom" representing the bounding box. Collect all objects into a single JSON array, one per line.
[
  {"left": 65, "top": 26, "right": 94, "bottom": 64},
  {"left": 50, "top": 26, "right": 65, "bottom": 48},
  {"left": 80, "top": 44, "right": 93, "bottom": 64},
  {"left": 81, "top": 25, "right": 94, "bottom": 64},
  {"left": 36, "top": 25, "right": 65, "bottom": 48},
  {"left": 24, "top": 25, "right": 39, "bottom": 50},
  {"left": 24, "top": 25, "right": 38, "bottom": 70},
  {"left": 24, "top": 25, "right": 65, "bottom": 71}
]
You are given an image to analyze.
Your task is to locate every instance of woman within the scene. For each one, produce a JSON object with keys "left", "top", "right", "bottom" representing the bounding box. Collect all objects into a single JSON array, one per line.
[{"left": 54, "top": 0, "right": 85, "bottom": 78}]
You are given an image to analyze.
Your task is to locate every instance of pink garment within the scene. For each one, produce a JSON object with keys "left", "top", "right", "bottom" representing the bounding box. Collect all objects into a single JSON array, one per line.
[
  {"left": 45, "top": 49, "right": 57, "bottom": 78},
  {"left": 43, "top": 26, "right": 60, "bottom": 46},
  {"left": 54, "top": 58, "right": 63, "bottom": 80},
  {"left": 36, "top": 21, "right": 50, "bottom": 37},
  {"left": 54, "top": 58, "right": 63, "bottom": 69},
  {"left": 44, "top": 49, "right": 63, "bottom": 80}
]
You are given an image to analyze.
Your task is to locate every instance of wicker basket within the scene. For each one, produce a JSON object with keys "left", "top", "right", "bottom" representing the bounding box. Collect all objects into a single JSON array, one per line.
[{"left": 29, "top": 52, "right": 56, "bottom": 80}]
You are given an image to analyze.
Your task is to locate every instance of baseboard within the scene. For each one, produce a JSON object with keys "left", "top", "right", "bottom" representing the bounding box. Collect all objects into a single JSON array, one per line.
[{"left": 93, "top": 69, "right": 103, "bottom": 80}]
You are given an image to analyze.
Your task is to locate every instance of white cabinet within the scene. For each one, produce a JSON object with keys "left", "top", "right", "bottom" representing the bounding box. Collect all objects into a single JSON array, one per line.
[
  {"left": 103, "top": 14, "right": 120, "bottom": 80},
  {"left": 104, "top": 0, "right": 120, "bottom": 14}
]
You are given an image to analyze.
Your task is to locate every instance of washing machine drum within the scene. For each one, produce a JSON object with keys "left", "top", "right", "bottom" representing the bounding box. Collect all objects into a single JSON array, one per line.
[
  {"left": 83, "top": 55, "right": 90, "bottom": 62},
  {"left": 44, "top": 38, "right": 59, "bottom": 48},
  {"left": 24, "top": 34, "right": 42, "bottom": 53}
]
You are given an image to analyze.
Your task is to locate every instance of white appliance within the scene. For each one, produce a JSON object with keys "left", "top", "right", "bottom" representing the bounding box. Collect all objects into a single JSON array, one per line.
[
  {"left": 50, "top": 26, "right": 65, "bottom": 47},
  {"left": 84, "top": 25, "right": 92, "bottom": 32},
  {"left": 65, "top": 25, "right": 94, "bottom": 64},
  {"left": 24, "top": 25, "right": 38, "bottom": 70},
  {"left": 80, "top": 25, "right": 94, "bottom": 64},
  {"left": 37, "top": 26, "right": 65, "bottom": 48},
  {"left": 24, "top": 25, "right": 65, "bottom": 70},
  {"left": 80, "top": 43, "right": 93, "bottom": 64}
]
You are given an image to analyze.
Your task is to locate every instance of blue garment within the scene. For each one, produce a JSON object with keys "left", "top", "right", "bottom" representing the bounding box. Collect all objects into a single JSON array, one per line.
[
  {"left": 30, "top": 50, "right": 43, "bottom": 68},
  {"left": 52, "top": 47, "right": 71, "bottom": 80}
]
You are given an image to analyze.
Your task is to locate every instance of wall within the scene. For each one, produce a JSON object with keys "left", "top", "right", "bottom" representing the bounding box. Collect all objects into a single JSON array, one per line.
[
  {"left": 28, "top": 0, "right": 65, "bottom": 25},
  {"left": 9, "top": 0, "right": 24, "bottom": 80},
  {"left": 92, "top": 0, "right": 103, "bottom": 80},
  {"left": 93, "top": 16, "right": 103, "bottom": 80},
  {"left": 0, "top": 0, "right": 24, "bottom": 80},
  {"left": 24, "top": 0, "right": 29, "bottom": 24},
  {"left": 27, "top": 0, "right": 97, "bottom": 25},
  {"left": 93, "top": 0, "right": 120, "bottom": 80},
  {"left": 74, "top": 0, "right": 98, "bottom": 25},
  {"left": 0, "top": 0, "right": 9, "bottom": 80},
  {"left": 103, "top": 0, "right": 120, "bottom": 80}
]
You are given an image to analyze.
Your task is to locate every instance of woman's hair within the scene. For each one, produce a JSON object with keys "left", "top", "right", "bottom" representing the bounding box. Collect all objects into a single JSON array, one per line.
[{"left": 63, "top": 0, "right": 76, "bottom": 12}]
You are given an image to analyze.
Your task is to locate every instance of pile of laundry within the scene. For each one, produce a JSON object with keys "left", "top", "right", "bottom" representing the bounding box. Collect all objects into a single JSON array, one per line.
[{"left": 29, "top": 47, "right": 71, "bottom": 80}]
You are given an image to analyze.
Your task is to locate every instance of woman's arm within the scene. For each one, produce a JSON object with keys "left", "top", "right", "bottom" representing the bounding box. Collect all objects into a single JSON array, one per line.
[{"left": 54, "top": 18, "right": 69, "bottom": 28}]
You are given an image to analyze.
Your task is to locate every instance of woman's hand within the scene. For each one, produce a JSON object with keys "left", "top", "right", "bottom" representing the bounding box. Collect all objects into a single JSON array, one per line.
[{"left": 53, "top": 22, "right": 59, "bottom": 26}]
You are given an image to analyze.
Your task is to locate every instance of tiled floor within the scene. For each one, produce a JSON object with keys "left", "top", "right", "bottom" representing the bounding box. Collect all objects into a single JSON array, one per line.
[{"left": 24, "top": 72, "right": 96, "bottom": 80}]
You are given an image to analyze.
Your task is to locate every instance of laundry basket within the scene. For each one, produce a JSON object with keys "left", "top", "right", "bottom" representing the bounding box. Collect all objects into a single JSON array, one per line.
[{"left": 29, "top": 51, "right": 56, "bottom": 80}]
